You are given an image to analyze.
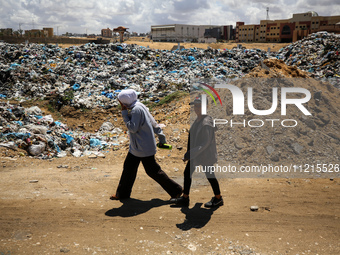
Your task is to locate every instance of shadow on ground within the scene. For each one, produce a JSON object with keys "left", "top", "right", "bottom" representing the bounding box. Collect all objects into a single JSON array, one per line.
[
  {"left": 105, "top": 198, "right": 169, "bottom": 217},
  {"left": 176, "top": 202, "right": 219, "bottom": 231}
]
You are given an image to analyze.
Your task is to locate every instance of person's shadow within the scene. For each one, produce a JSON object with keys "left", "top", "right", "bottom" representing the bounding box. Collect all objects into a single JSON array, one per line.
[
  {"left": 176, "top": 203, "right": 218, "bottom": 231},
  {"left": 105, "top": 198, "right": 169, "bottom": 217}
]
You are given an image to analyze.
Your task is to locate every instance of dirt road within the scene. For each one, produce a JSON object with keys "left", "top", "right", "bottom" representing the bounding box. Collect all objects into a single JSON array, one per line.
[
  {"left": 0, "top": 59, "right": 339, "bottom": 254},
  {"left": 1, "top": 142, "right": 339, "bottom": 254}
]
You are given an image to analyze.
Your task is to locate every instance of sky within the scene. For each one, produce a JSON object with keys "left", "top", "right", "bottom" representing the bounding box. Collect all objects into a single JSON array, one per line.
[{"left": 0, "top": 0, "right": 339, "bottom": 35}]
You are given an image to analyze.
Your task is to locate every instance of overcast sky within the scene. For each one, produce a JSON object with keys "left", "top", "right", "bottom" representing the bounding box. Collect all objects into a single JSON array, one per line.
[{"left": 0, "top": 0, "right": 339, "bottom": 35}]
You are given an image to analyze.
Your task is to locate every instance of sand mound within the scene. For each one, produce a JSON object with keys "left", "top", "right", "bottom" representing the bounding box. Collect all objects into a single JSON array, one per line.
[{"left": 246, "top": 58, "right": 309, "bottom": 78}]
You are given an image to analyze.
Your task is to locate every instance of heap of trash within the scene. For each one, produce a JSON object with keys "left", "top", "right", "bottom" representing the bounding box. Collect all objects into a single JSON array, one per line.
[
  {"left": 0, "top": 31, "right": 339, "bottom": 158},
  {"left": 0, "top": 41, "right": 273, "bottom": 109},
  {"left": 277, "top": 31, "right": 340, "bottom": 88},
  {"left": 0, "top": 102, "right": 128, "bottom": 158}
]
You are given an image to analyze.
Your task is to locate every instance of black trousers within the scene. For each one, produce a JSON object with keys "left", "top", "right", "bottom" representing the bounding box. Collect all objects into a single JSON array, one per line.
[
  {"left": 116, "top": 152, "right": 183, "bottom": 199},
  {"left": 183, "top": 160, "right": 221, "bottom": 196}
]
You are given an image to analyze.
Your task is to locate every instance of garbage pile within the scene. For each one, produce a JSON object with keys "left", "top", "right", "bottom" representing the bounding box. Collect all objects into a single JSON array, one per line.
[
  {"left": 277, "top": 31, "right": 340, "bottom": 88},
  {"left": 0, "top": 42, "right": 272, "bottom": 109},
  {"left": 0, "top": 33, "right": 339, "bottom": 159},
  {"left": 0, "top": 102, "right": 128, "bottom": 158}
]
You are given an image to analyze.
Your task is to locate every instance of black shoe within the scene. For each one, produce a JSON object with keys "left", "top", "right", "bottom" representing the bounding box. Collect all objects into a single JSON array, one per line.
[
  {"left": 170, "top": 196, "right": 189, "bottom": 207},
  {"left": 204, "top": 196, "right": 223, "bottom": 208}
]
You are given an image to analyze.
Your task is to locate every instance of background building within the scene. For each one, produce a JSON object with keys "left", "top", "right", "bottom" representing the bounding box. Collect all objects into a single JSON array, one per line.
[
  {"left": 101, "top": 28, "right": 112, "bottom": 38},
  {"left": 0, "top": 28, "right": 13, "bottom": 36},
  {"left": 24, "top": 28, "right": 53, "bottom": 38},
  {"left": 222, "top": 25, "right": 235, "bottom": 41},
  {"left": 151, "top": 24, "right": 233, "bottom": 42},
  {"left": 236, "top": 12, "right": 340, "bottom": 43}
]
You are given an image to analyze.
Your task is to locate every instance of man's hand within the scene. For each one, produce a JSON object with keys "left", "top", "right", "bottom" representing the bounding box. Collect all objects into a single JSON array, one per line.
[{"left": 118, "top": 100, "right": 127, "bottom": 110}]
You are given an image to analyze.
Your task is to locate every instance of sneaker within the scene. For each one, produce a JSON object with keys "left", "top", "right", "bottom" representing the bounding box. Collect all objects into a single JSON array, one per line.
[
  {"left": 204, "top": 196, "right": 223, "bottom": 208},
  {"left": 109, "top": 194, "right": 119, "bottom": 200},
  {"left": 170, "top": 196, "right": 189, "bottom": 207}
]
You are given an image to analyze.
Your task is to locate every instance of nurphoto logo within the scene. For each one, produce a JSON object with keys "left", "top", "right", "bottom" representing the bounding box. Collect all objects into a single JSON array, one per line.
[{"left": 196, "top": 81, "right": 312, "bottom": 128}]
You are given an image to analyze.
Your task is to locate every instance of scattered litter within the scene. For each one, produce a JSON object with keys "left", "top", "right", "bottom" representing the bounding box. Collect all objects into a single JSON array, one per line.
[{"left": 250, "top": 206, "right": 259, "bottom": 211}]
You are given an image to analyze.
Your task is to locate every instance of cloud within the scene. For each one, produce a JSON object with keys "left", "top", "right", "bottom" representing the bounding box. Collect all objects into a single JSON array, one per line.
[
  {"left": 173, "top": 0, "right": 210, "bottom": 13},
  {"left": 0, "top": 0, "right": 339, "bottom": 34}
]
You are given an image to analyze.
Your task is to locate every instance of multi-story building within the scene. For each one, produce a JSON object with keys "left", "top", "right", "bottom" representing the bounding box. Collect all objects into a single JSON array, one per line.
[
  {"left": 236, "top": 23, "right": 260, "bottom": 42},
  {"left": 23, "top": 28, "right": 53, "bottom": 38},
  {"left": 101, "top": 28, "right": 112, "bottom": 38},
  {"left": 43, "top": 28, "right": 53, "bottom": 38},
  {"left": 222, "top": 25, "right": 235, "bottom": 41},
  {"left": 150, "top": 24, "right": 233, "bottom": 42},
  {"left": 236, "top": 11, "right": 340, "bottom": 43},
  {"left": 0, "top": 28, "right": 13, "bottom": 36}
]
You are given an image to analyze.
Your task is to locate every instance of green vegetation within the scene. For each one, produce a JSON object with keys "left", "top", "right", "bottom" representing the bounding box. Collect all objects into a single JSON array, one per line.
[
  {"left": 80, "top": 107, "right": 91, "bottom": 113},
  {"left": 62, "top": 89, "right": 74, "bottom": 102},
  {"left": 47, "top": 103, "right": 55, "bottom": 113},
  {"left": 144, "top": 90, "right": 189, "bottom": 111},
  {"left": 157, "top": 90, "right": 188, "bottom": 105}
]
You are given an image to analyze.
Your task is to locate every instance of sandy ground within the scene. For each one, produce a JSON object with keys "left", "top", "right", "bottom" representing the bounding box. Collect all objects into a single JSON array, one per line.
[
  {"left": 124, "top": 40, "right": 290, "bottom": 52},
  {"left": 59, "top": 37, "right": 290, "bottom": 52},
  {"left": 0, "top": 144, "right": 339, "bottom": 255},
  {"left": 0, "top": 43, "right": 339, "bottom": 254},
  {"left": 1, "top": 95, "right": 339, "bottom": 255}
]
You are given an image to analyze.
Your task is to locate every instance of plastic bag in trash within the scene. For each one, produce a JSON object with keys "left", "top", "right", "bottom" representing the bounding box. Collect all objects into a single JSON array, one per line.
[
  {"left": 28, "top": 141, "right": 46, "bottom": 156},
  {"left": 72, "top": 149, "right": 82, "bottom": 157},
  {"left": 27, "top": 125, "right": 48, "bottom": 135},
  {"left": 61, "top": 133, "right": 74, "bottom": 145},
  {"left": 25, "top": 106, "right": 42, "bottom": 116},
  {"left": 89, "top": 138, "right": 102, "bottom": 147},
  {"left": 99, "top": 122, "right": 114, "bottom": 132}
]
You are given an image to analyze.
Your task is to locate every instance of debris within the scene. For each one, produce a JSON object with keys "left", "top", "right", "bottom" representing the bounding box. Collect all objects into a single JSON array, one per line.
[{"left": 250, "top": 206, "right": 259, "bottom": 211}]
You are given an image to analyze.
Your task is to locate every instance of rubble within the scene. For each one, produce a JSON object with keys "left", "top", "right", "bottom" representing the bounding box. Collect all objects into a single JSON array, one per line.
[
  {"left": 0, "top": 102, "right": 126, "bottom": 159},
  {"left": 209, "top": 77, "right": 340, "bottom": 167}
]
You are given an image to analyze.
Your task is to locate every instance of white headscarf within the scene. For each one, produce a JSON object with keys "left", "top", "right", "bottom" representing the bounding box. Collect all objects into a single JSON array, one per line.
[
  {"left": 118, "top": 89, "right": 158, "bottom": 128},
  {"left": 117, "top": 89, "right": 138, "bottom": 108}
]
